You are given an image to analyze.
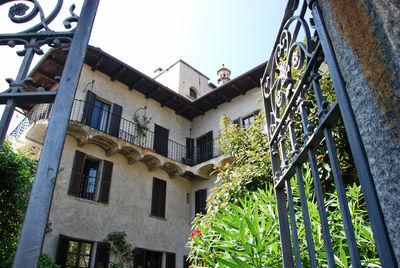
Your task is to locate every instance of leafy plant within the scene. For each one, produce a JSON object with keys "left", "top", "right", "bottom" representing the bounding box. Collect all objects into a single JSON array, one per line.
[
  {"left": 133, "top": 114, "right": 152, "bottom": 138},
  {"left": 188, "top": 112, "right": 380, "bottom": 267},
  {"left": 38, "top": 253, "right": 61, "bottom": 268},
  {"left": 0, "top": 140, "right": 37, "bottom": 267},
  {"left": 104, "top": 231, "right": 135, "bottom": 268}
]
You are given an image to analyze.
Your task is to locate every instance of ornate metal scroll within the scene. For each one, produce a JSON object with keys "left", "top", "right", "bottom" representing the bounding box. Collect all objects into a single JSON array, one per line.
[
  {"left": 262, "top": 0, "right": 396, "bottom": 267},
  {"left": 0, "top": 0, "right": 81, "bottom": 142},
  {"left": 0, "top": 1, "right": 100, "bottom": 267}
]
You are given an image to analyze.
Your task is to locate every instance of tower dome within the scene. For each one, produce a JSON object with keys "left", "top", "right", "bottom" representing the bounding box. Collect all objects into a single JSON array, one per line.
[{"left": 217, "top": 64, "right": 231, "bottom": 86}]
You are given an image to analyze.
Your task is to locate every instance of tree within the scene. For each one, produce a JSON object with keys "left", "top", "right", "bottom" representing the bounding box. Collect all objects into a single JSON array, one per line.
[{"left": 0, "top": 140, "right": 37, "bottom": 267}]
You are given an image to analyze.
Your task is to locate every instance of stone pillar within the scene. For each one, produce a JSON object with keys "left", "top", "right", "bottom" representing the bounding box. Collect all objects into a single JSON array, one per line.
[{"left": 317, "top": 0, "right": 400, "bottom": 263}]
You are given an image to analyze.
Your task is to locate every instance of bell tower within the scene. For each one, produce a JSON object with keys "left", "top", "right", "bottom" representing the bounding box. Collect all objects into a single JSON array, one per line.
[{"left": 217, "top": 64, "right": 231, "bottom": 86}]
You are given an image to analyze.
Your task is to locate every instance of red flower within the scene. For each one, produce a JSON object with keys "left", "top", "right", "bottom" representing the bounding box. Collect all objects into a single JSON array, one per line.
[{"left": 191, "top": 228, "right": 202, "bottom": 237}]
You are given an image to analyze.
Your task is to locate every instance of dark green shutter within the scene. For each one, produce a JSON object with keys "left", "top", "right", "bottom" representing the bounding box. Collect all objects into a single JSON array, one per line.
[
  {"left": 95, "top": 242, "right": 110, "bottom": 267},
  {"left": 134, "top": 249, "right": 145, "bottom": 268},
  {"left": 153, "top": 124, "right": 169, "bottom": 157},
  {"left": 69, "top": 151, "right": 86, "bottom": 196},
  {"left": 151, "top": 178, "right": 166, "bottom": 218},
  {"left": 99, "top": 160, "right": 113, "bottom": 203},
  {"left": 82, "top": 90, "right": 96, "bottom": 124},
  {"left": 186, "top": 138, "right": 194, "bottom": 162},
  {"left": 109, "top": 103, "right": 122, "bottom": 137},
  {"left": 55, "top": 234, "right": 69, "bottom": 266},
  {"left": 205, "top": 131, "right": 213, "bottom": 160},
  {"left": 166, "top": 253, "right": 176, "bottom": 268}
]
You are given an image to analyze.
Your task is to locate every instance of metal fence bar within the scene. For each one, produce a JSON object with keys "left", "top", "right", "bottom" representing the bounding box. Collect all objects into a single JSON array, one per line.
[
  {"left": 310, "top": 74, "right": 362, "bottom": 267},
  {"left": 310, "top": 2, "right": 397, "bottom": 267},
  {"left": 295, "top": 167, "right": 318, "bottom": 267},
  {"left": 285, "top": 179, "right": 302, "bottom": 267},
  {"left": 12, "top": 1, "right": 100, "bottom": 266}
]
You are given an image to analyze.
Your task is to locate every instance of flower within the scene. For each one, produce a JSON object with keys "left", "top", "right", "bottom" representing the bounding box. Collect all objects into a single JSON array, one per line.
[{"left": 191, "top": 228, "right": 202, "bottom": 237}]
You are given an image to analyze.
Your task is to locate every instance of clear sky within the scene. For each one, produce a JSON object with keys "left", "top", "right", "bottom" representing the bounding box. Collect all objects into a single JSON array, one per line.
[{"left": 0, "top": 1, "right": 287, "bottom": 132}]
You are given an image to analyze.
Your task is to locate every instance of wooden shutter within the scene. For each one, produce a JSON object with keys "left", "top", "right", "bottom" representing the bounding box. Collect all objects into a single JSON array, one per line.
[
  {"left": 134, "top": 249, "right": 146, "bottom": 268},
  {"left": 82, "top": 90, "right": 96, "bottom": 124},
  {"left": 98, "top": 160, "right": 113, "bottom": 203},
  {"left": 153, "top": 124, "right": 169, "bottom": 157},
  {"left": 186, "top": 138, "right": 194, "bottom": 162},
  {"left": 95, "top": 242, "right": 110, "bottom": 268},
  {"left": 69, "top": 151, "right": 86, "bottom": 196},
  {"left": 109, "top": 103, "right": 122, "bottom": 137},
  {"left": 151, "top": 178, "right": 166, "bottom": 218},
  {"left": 55, "top": 234, "right": 69, "bottom": 266},
  {"left": 166, "top": 253, "right": 176, "bottom": 268},
  {"left": 195, "top": 189, "right": 207, "bottom": 215},
  {"left": 205, "top": 131, "right": 213, "bottom": 161}
]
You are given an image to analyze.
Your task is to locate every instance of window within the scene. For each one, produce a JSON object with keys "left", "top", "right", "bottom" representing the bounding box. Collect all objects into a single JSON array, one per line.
[
  {"left": 232, "top": 109, "right": 261, "bottom": 128},
  {"left": 69, "top": 151, "right": 113, "bottom": 203},
  {"left": 195, "top": 189, "right": 207, "bottom": 215},
  {"left": 189, "top": 87, "right": 197, "bottom": 99},
  {"left": 56, "top": 235, "right": 110, "bottom": 268},
  {"left": 151, "top": 178, "right": 167, "bottom": 218},
  {"left": 242, "top": 114, "right": 255, "bottom": 128},
  {"left": 82, "top": 90, "right": 122, "bottom": 137},
  {"left": 134, "top": 249, "right": 163, "bottom": 268},
  {"left": 196, "top": 131, "right": 213, "bottom": 164}
]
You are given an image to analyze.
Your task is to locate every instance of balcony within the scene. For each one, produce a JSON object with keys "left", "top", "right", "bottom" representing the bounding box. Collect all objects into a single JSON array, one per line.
[{"left": 14, "top": 100, "right": 227, "bottom": 179}]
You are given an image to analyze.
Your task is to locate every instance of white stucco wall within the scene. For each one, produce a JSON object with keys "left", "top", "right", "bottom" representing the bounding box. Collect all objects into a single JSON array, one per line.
[
  {"left": 191, "top": 87, "right": 264, "bottom": 140},
  {"left": 43, "top": 136, "right": 192, "bottom": 267},
  {"left": 178, "top": 62, "right": 211, "bottom": 98},
  {"left": 153, "top": 63, "right": 181, "bottom": 96},
  {"left": 155, "top": 61, "right": 212, "bottom": 99}
]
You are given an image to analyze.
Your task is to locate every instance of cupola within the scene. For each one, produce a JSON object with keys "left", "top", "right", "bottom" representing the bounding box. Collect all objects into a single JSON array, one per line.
[{"left": 217, "top": 64, "right": 231, "bottom": 86}]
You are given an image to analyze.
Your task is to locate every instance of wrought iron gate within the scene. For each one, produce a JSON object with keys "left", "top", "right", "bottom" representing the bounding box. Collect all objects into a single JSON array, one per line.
[
  {"left": 262, "top": 0, "right": 396, "bottom": 267},
  {"left": 0, "top": 1, "right": 99, "bottom": 266}
]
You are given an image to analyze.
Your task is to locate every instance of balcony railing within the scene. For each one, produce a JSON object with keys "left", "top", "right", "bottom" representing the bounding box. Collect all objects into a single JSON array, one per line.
[{"left": 20, "top": 100, "right": 222, "bottom": 166}]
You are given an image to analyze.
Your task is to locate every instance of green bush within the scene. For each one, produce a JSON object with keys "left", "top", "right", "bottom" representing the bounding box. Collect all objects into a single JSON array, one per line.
[
  {"left": 38, "top": 253, "right": 60, "bottom": 268},
  {"left": 0, "top": 141, "right": 37, "bottom": 267},
  {"left": 188, "top": 114, "right": 380, "bottom": 267}
]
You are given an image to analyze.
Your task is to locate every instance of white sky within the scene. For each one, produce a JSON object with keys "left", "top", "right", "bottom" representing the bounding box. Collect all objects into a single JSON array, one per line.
[{"left": 0, "top": 0, "right": 287, "bottom": 132}]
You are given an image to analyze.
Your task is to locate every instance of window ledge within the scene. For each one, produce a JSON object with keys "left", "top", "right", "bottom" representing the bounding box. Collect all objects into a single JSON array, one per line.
[
  {"left": 68, "top": 194, "right": 108, "bottom": 206},
  {"left": 149, "top": 215, "right": 167, "bottom": 221}
]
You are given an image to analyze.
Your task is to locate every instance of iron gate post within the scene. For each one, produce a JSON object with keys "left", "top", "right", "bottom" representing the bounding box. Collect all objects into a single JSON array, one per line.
[{"left": 12, "top": 0, "right": 100, "bottom": 266}]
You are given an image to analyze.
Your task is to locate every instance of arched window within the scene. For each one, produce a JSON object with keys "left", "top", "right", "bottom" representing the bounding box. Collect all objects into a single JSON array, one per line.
[{"left": 189, "top": 87, "right": 197, "bottom": 99}]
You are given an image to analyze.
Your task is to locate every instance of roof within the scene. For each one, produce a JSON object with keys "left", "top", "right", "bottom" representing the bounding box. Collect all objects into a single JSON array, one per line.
[{"left": 25, "top": 46, "right": 266, "bottom": 120}]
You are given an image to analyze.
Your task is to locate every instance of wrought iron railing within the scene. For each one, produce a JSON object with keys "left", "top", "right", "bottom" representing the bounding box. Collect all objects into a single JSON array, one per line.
[
  {"left": 262, "top": 0, "right": 396, "bottom": 267},
  {"left": 23, "top": 100, "right": 221, "bottom": 166}
]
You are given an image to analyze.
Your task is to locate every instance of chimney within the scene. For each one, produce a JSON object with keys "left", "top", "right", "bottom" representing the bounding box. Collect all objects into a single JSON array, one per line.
[{"left": 217, "top": 64, "right": 231, "bottom": 86}]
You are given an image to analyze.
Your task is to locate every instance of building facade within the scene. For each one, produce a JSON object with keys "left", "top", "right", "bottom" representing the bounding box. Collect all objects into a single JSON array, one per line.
[{"left": 10, "top": 46, "right": 265, "bottom": 268}]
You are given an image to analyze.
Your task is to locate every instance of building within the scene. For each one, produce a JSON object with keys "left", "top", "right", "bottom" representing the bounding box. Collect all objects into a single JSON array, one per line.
[{"left": 10, "top": 45, "right": 265, "bottom": 268}]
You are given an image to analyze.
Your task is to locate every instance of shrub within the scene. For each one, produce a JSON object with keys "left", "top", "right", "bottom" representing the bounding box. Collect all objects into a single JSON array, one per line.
[{"left": 0, "top": 141, "right": 37, "bottom": 267}]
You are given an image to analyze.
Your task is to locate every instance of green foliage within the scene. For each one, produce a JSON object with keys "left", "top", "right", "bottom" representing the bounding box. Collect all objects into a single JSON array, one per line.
[
  {"left": 104, "top": 231, "right": 135, "bottom": 268},
  {"left": 188, "top": 113, "right": 380, "bottom": 267},
  {"left": 0, "top": 141, "right": 37, "bottom": 267},
  {"left": 38, "top": 253, "right": 61, "bottom": 268},
  {"left": 133, "top": 114, "right": 152, "bottom": 138}
]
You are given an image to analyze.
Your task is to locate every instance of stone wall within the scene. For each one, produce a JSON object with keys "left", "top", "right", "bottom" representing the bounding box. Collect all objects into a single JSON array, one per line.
[{"left": 317, "top": 0, "right": 400, "bottom": 263}]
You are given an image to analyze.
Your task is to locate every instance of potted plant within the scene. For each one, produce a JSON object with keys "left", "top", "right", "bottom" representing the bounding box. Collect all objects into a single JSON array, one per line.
[{"left": 133, "top": 106, "right": 151, "bottom": 147}]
